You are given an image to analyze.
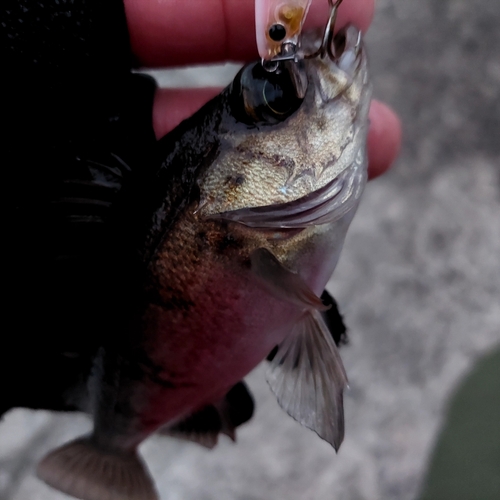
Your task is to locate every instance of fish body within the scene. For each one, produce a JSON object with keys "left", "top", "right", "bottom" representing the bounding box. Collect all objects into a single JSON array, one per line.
[{"left": 37, "top": 25, "right": 371, "bottom": 500}]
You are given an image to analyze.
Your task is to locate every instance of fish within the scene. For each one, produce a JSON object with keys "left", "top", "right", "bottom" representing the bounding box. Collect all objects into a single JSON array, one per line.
[{"left": 36, "top": 25, "right": 372, "bottom": 500}]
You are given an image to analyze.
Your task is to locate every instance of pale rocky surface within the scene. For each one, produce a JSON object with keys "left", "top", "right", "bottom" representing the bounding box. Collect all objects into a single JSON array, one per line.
[{"left": 2, "top": 0, "right": 500, "bottom": 499}]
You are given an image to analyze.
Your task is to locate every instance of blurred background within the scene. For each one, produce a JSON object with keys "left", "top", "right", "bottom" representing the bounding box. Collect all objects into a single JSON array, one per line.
[{"left": 1, "top": 0, "right": 499, "bottom": 498}]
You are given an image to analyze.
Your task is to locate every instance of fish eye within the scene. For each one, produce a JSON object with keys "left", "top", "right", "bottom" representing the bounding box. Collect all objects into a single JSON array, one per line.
[{"left": 230, "top": 62, "right": 305, "bottom": 125}]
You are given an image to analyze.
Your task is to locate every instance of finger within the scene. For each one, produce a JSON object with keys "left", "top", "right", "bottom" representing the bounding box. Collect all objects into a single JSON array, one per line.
[
  {"left": 125, "top": 0, "right": 374, "bottom": 67},
  {"left": 367, "top": 100, "right": 402, "bottom": 179},
  {"left": 153, "top": 89, "right": 401, "bottom": 179},
  {"left": 153, "top": 88, "right": 222, "bottom": 139}
]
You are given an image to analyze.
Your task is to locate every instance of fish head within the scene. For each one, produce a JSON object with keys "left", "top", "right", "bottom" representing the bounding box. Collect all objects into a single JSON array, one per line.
[{"left": 197, "top": 25, "right": 371, "bottom": 227}]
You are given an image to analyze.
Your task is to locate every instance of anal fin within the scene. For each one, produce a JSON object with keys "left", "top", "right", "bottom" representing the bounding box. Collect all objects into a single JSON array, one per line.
[
  {"left": 161, "top": 405, "right": 222, "bottom": 449},
  {"left": 160, "top": 381, "right": 254, "bottom": 448},
  {"left": 266, "top": 310, "right": 348, "bottom": 451}
]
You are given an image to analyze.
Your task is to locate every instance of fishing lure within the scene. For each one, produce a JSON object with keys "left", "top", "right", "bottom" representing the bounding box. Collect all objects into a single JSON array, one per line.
[
  {"left": 255, "top": 0, "right": 313, "bottom": 60},
  {"left": 255, "top": 0, "right": 344, "bottom": 64}
]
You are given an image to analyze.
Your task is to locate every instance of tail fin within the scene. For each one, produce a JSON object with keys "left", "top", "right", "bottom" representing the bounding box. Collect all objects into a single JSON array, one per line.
[{"left": 36, "top": 437, "right": 158, "bottom": 500}]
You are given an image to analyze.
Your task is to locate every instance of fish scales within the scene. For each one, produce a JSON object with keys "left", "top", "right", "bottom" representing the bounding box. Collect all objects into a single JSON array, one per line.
[
  {"left": 35, "top": 25, "right": 372, "bottom": 500},
  {"left": 147, "top": 213, "right": 301, "bottom": 380}
]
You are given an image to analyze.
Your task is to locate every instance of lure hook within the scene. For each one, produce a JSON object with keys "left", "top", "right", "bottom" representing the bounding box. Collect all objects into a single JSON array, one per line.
[
  {"left": 305, "top": 0, "right": 344, "bottom": 60},
  {"left": 256, "top": 0, "right": 313, "bottom": 68},
  {"left": 255, "top": 0, "right": 344, "bottom": 98},
  {"left": 257, "top": 0, "right": 345, "bottom": 69}
]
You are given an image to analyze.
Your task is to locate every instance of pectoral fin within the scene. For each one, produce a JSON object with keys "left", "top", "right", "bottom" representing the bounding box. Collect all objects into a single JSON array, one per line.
[
  {"left": 266, "top": 310, "right": 348, "bottom": 451},
  {"left": 160, "top": 381, "right": 254, "bottom": 449},
  {"left": 267, "top": 290, "right": 348, "bottom": 362},
  {"left": 250, "top": 248, "right": 329, "bottom": 311}
]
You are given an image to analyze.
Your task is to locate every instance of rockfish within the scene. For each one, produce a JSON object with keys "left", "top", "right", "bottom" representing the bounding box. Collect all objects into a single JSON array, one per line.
[{"left": 37, "top": 25, "right": 372, "bottom": 500}]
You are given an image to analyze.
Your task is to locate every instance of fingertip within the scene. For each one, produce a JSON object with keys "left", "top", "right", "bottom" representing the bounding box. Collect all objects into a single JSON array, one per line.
[
  {"left": 125, "top": 0, "right": 375, "bottom": 67},
  {"left": 153, "top": 88, "right": 222, "bottom": 139},
  {"left": 367, "top": 100, "right": 402, "bottom": 179}
]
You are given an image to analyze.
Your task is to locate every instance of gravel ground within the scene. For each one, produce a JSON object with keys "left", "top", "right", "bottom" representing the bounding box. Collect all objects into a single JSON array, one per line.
[{"left": 1, "top": 0, "right": 500, "bottom": 499}]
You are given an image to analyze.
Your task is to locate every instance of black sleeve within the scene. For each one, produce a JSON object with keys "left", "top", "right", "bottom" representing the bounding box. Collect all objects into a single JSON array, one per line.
[{"left": 1, "top": 1, "right": 159, "bottom": 415}]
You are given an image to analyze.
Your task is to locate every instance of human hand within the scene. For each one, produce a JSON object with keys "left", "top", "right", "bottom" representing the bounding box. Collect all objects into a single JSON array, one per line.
[{"left": 124, "top": 0, "right": 402, "bottom": 179}]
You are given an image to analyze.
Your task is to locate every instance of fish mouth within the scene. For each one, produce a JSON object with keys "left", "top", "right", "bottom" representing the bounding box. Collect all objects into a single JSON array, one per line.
[{"left": 211, "top": 158, "right": 366, "bottom": 229}]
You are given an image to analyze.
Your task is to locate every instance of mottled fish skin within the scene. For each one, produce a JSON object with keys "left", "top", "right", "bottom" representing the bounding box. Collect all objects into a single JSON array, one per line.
[{"left": 36, "top": 25, "right": 371, "bottom": 500}]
